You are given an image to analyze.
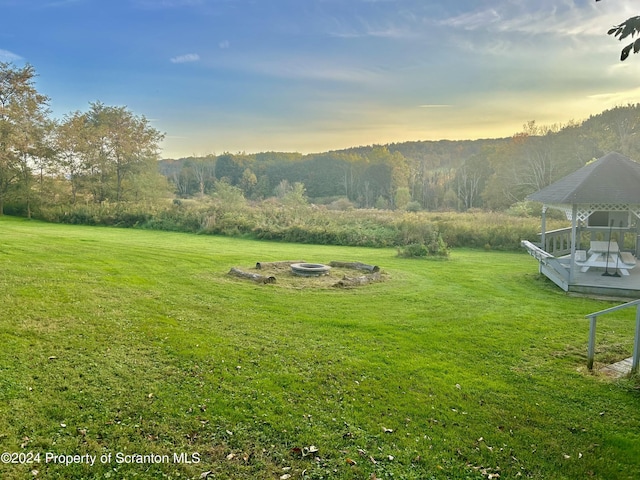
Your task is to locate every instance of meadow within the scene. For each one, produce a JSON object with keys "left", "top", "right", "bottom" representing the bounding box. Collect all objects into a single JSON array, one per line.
[{"left": 0, "top": 216, "right": 639, "bottom": 479}]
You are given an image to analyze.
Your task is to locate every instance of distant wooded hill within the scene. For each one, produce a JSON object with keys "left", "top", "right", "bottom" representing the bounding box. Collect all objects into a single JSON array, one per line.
[{"left": 159, "top": 104, "right": 640, "bottom": 211}]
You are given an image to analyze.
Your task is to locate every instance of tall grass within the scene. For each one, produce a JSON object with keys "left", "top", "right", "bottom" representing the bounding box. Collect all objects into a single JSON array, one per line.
[{"left": 36, "top": 201, "right": 566, "bottom": 251}]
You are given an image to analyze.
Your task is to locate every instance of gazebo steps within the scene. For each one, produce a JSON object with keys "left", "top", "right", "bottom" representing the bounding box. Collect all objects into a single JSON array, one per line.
[{"left": 600, "top": 357, "right": 634, "bottom": 378}]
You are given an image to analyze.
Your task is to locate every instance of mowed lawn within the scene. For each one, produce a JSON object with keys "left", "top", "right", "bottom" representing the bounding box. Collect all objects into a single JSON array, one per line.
[{"left": 0, "top": 216, "right": 639, "bottom": 480}]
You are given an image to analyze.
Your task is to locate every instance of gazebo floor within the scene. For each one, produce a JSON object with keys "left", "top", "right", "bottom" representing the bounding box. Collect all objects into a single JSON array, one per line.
[{"left": 557, "top": 256, "right": 640, "bottom": 298}]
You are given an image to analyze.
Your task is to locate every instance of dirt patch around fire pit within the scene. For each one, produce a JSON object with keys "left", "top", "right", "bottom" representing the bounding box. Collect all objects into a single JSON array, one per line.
[{"left": 228, "top": 260, "right": 388, "bottom": 289}]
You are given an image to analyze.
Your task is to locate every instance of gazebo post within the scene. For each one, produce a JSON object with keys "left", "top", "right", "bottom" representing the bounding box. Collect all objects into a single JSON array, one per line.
[
  {"left": 540, "top": 205, "right": 547, "bottom": 251},
  {"left": 570, "top": 204, "right": 578, "bottom": 283}
]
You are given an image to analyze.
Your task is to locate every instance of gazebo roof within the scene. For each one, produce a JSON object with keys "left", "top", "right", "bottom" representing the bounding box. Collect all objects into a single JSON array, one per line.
[{"left": 527, "top": 152, "right": 640, "bottom": 205}]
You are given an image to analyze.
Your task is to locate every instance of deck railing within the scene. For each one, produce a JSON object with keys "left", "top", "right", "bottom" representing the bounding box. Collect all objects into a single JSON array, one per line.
[
  {"left": 541, "top": 227, "right": 639, "bottom": 257},
  {"left": 586, "top": 299, "right": 640, "bottom": 374},
  {"left": 541, "top": 227, "right": 572, "bottom": 256}
]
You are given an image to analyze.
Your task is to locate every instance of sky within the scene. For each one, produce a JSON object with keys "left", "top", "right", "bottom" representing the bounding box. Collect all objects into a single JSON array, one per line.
[{"left": 1, "top": 0, "right": 640, "bottom": 159}]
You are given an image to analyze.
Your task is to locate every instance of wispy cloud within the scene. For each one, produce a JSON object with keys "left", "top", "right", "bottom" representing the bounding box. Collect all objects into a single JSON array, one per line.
[
  {"left": 170, "top": 53, "right": 200, "bottom": 64},
  {"left": 440, "top": 1, "right": 636, "bottom": 39},
  {"left": 219, "top": 40, "right": 230, "bottom": 49},
  {"left": 440, "top": 8, "right": 501, "bottom": 31},
  {"left": 0, "top": 49, "right": 22, "bottom": 61}
]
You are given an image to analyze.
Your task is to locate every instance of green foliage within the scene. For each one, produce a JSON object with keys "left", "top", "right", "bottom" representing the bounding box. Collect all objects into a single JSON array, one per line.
[
  {"left": 405, "top": 200, "right": 422, "bottom": 212},
  {"left": 281, "top": 182, "right": 308, "bottom": 207},
  {"left": 211, "top": 179, "right": 246, "bottom": 209},
  {"left": 326, "top": 197, "right": 355, "bottom": 211},
  {"left": 396, "top": 240, "right": 448, "bottom": 258},
  {"left": 394, "top": 186, "right": 411, "bottom": 210},
  {"left": 397, "top": 242, "right": 429, "bottom": 257}
]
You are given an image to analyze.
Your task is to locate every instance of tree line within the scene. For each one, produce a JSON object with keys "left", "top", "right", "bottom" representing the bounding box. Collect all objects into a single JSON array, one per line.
[{"left": 160, "top": 104, "right": 640, "bottom": 212}]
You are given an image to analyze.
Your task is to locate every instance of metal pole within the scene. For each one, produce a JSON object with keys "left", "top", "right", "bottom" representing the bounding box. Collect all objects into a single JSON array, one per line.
[
  {"left": 633, "top": 307, "right": 640, "bottom": 375},
  {"left": 588, "top": 315, "right": 597, "bottom": 371}
]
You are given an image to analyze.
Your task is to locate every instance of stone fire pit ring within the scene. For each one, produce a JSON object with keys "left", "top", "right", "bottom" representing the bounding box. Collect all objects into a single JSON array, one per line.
[{"left": 290, "top": 263, "right": 332, "bottom": 277}]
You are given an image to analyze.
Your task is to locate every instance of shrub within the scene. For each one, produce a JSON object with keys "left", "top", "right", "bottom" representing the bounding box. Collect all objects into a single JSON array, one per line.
[
  {"left": 397, "top": 234, "right": 449, "bottom": 259},
  {"left": 397, "top": 243, "right": 429, "bottom": 258},
  {"left": 405, "top": 201, "right": 422, "bottom": 212},
  {"left": 326, "top": 197, "right": 355, "bottom": 211}
]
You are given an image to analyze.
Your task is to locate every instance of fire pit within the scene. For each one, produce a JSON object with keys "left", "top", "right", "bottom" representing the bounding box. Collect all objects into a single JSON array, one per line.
[{"left": 290, "top": 263, "right": 332, "bottom": 277}]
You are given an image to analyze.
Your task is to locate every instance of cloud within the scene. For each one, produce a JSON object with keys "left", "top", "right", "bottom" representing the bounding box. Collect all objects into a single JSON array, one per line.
[
  {"left": 219, "top": 40, "right": 230, "bottom": 49},
  {"left": 440, "top": 8, "right": 501, "bottom": 31},
  {"left": 170, "top": 53, "right": 200, "bottom": 64},
  {"left": 0, "top": 49, "right": 22, "bottom": 61}
]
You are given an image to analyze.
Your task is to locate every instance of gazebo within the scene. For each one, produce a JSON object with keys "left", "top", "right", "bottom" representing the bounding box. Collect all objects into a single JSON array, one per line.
[{"left": 522, "top": 152, "right": 640, "bottom": 297}]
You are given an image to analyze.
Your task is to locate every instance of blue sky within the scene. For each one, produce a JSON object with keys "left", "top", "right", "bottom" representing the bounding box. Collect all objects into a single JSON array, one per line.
[{"left": 1, "top": 0, "right": 639, "bottom": 158}]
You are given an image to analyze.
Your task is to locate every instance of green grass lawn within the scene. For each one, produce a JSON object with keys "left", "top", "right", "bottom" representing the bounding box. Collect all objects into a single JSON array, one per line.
[{"left": 0, "top": 216, "right": 639, "bottom": 479}]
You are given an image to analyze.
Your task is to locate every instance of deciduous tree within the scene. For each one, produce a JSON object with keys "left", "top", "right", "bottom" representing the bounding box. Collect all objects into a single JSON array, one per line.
[
  {"left": 55, "top": 102, "right": 166, "bottom": 203},
  {"left": 0, "top": 63, "right": 50, "bottom": 215}
]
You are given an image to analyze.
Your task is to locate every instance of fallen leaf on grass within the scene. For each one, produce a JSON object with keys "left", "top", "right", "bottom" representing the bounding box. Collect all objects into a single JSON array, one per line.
[
  {"left": 382, "top": 427, "right": 393, "bottom": 433},
  {"left": 199, "top": 472, "right": 212, "bottom": 479},
  {"left": 280, "top": 474, "right": 291, "bottom": 480},
  {"left": 346, "top": 458, "right": 357, "bottom": 465}
]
